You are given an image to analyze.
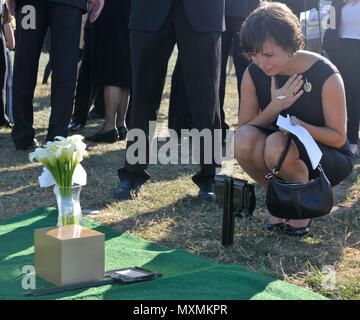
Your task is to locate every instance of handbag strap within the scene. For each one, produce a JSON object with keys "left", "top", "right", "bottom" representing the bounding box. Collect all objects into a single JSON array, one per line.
[
  {"left": 266, "top": 133, "right": 325, "bottom": 178},
  {"left": 266, "top": 134, "right": 293, "bottom": 178},
  {"left": 274, "top": 134, "right": 293, "bottom": 174}
]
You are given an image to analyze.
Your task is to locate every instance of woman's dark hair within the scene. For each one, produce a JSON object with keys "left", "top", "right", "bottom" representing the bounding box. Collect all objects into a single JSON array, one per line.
[{"left": 240, "top": 1, "right": 304, "bottom": 57}]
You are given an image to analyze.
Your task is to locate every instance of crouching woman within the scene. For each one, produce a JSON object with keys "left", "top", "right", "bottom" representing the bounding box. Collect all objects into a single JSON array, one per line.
[{"left": 234, "top": 2, "right": 354, "bottom": 235}]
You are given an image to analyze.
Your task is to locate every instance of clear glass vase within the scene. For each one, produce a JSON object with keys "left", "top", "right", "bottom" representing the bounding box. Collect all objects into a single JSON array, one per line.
[{"left": 54, "top": 184, "right": 83, "bottom": 226}]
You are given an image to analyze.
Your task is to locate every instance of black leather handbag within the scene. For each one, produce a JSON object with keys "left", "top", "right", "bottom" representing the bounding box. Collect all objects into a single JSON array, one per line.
[{"left": 266, "top": 134, "right": 333, "bottom": 220}]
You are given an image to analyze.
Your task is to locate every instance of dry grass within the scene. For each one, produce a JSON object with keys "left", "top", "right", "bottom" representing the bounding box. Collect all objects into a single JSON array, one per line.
[{"left": 1, "top": 50, "right": 360, "bottom": 300}]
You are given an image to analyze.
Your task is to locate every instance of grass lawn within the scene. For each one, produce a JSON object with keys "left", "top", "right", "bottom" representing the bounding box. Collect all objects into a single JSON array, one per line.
[{"left": 1, "top": 49, "right": 360, "bottom": 300}]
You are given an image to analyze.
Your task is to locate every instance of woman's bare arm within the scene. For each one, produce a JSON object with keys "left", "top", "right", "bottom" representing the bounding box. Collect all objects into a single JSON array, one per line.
[{"left": 291, "top": 73, "right": 347, "bottom": 148}]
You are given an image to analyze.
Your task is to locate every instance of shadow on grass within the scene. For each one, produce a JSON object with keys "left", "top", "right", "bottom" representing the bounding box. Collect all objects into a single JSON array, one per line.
[{"left": 33, "top": 94, "right": 51, "bottom": 113}]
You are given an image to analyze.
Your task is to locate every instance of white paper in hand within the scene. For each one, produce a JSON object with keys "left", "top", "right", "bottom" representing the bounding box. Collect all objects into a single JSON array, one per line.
[{"left": 276, "top": 114, "right": 322, "bottom": 169}]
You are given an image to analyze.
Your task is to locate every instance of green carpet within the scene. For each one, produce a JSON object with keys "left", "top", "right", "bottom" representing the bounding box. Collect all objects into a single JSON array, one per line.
[{"left": 0, "top": 207, "right": 327, "bottom": 300}]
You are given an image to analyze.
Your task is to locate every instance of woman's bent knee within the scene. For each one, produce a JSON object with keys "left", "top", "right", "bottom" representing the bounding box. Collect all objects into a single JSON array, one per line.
[
  {"left": 264, "top": 132, "right": 287, "bottom": 167},
  {"left": 234, "top": 125, "right": 265, "bottom": 161}
]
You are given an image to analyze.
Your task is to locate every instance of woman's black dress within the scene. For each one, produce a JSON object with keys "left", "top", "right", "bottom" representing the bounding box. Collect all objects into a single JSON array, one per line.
[
  {"left": 92, "top": 0, "right": 131, "bottom": 88},
  {"left": 248, "top": 58, "right": 354, "bottom": 186}
]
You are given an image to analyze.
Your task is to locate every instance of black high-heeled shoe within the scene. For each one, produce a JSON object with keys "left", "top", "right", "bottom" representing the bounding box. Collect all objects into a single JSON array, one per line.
[
  {"left": 86, "top": 128, "right": 119, "bottom": 143},
  {"left": 117, "top": 126, "right": 128, "bottom": 141},
  {"left": 284, "top": 220, "right": 312, "bottom": 236}
]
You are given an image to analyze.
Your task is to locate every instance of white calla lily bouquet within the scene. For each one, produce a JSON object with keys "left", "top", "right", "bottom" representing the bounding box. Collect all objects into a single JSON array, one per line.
[
  {"left": 29, "top": 135, "right": 88, "bottom": 195},
  {"left": 29, "top": 136, "right": 88, "bottom": 226}
]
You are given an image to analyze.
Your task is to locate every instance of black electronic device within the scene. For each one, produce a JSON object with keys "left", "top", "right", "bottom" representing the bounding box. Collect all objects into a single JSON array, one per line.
[
  {"left": 105, "top": 267, "right": 162, "bottom": 283},
  {"left": 215, "top": 175, "right": 256, "bottom": 247}
]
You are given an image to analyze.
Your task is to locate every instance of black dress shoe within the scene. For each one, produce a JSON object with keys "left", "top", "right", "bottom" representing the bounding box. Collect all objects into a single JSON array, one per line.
[
  {"left": 117, "top": 126, "right": 128, "bottom": 141},
  {"left": 115, "top": 179, "right": 143, "bottom": 200},
  {"left": 68, "top": 122, "right": 84, "bottom": 132},
  {"left": 0, "top": 120, "right": 13, "bottom": 129},
  {"left": 16, "top": 138, "right": 40, "bottom": 151},
  {"left": 198, "top": 183, "right": 215, "bottom": 202},
  {"left": 85, "top": 128, "right": 119, "bottom": 143},
  {"left": 284, "top": 220, "right": 312, "bottom": 236},
  {"left": 264, "top": 221, "right": 286, "bottom": 232}
]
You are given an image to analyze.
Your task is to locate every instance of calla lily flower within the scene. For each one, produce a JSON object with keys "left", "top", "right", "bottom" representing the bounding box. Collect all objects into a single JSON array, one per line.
[{"left": 29, "top": 135, "right": 88, "bottom": 196}]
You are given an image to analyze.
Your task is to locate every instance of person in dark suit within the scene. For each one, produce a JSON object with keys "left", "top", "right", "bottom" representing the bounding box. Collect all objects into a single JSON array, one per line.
[
  {"left": 8, "top": 0, "right": 104, "bottom": 150},
  {"left": 167, "top": 58, "right": 193, "bottom": 136},
  {"left": 220, "top": 0, "right": 260, "bottom": 134},
  {"left": 68, "top": 15, "right": 105, "bottom": 132},
  {"left": 116, "top": 0, "right": 225, "bottom": 201},
  {"left": 168, "top": 0, "right": 260, "bottom": 141}
]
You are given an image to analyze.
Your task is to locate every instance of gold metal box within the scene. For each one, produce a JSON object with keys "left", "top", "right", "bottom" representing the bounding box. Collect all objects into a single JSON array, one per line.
[{"left": 34, "top": 225, "right": 105, "bottom": 287}]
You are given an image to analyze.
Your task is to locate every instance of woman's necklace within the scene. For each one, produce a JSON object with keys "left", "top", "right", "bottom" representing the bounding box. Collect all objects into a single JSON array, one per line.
[
  {"left": 275, "top": 53, "right": 313, "bottom": 95},
  {"left": 275, "top": 53, "right": 312, "bottom": 94},
  {"left": 275, "top": 53, "right": 299, "bottom": 99}
]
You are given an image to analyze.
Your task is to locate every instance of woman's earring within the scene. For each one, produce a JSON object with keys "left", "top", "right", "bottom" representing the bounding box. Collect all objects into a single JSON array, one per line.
[{"left": 288, "top": 52, "right": 293, "bottom": 58}]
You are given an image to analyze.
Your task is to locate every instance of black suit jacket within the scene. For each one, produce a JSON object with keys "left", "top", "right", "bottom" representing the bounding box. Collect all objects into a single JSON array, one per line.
[
  {"left": 225, "top": 0, "right": 260, "bottom": 18},
  {"left": 49, "top": 0, "right": 87, "bottom": 11},
  {"left": 129, "top": 0, "right": 225, "bottom": 32},
  {"left": 15, "top": 0, "right": 87, "bottom": 12}
]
